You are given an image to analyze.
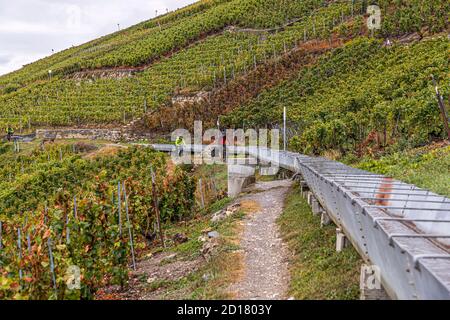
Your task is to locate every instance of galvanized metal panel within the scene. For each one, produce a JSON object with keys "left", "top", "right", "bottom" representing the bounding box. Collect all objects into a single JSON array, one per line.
[{"left": 149, "top": 144, "right": 450, "bottom": 299}]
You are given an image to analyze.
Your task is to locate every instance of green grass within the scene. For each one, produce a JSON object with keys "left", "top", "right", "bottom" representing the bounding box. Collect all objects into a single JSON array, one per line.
[
  {"left": 354, "top": 144, "right": 450, "bottom": 197},
  {"left": 277, "top": 183, "right": 362, "bottom": 300}
]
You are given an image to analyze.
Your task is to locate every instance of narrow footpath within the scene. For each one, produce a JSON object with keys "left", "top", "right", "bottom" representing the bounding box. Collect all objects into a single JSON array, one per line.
[{"left": 229, "top": 180, "right": 292, "bottom": 300}]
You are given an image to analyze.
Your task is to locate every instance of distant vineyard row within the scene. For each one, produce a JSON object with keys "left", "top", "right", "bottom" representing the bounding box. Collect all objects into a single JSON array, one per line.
[
  {"left": 0, "top": 0, "right": 324, "bottom": 88},
  {"left": 0, "top": 1, "right": 360, "bottom": 128},
  {"left": 222, "top": 36, "right": 450, "bottom": 157},
  {"left": 0, "top": 0, "right": 447, "bottom": 129}
]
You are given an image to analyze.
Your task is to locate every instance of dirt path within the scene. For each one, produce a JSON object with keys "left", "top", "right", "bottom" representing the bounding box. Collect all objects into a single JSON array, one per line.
[{"left": 229, "top": 180, "right": 292, "bottom": 300}]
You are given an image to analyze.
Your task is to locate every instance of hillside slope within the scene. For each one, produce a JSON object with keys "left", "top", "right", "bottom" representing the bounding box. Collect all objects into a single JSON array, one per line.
[
  {"left": 0, "top": 0, "right": 449, "bottom": 300},
  {"left": 0, "top": 0, "right": 448, "bottom": 130}
]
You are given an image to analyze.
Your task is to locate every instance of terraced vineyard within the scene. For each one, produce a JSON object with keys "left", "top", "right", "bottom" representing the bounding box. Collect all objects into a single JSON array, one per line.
[
  {"left": 0, "top": 0, "right": 352, "bottom": 128},
  {"left": 0, "top": 0, "right": 449, "bottom": 300},
  {"left": 222, "top": 37, "right": 450, "bottom": 155},
  {"left": 1, "top": 0, "right": 447, "bottom": 129},
  {"left": 0, "top": 142, "right": 195, "bottom": 299}
]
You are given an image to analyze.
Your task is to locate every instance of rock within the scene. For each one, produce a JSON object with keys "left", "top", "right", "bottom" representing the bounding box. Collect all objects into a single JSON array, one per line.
[
  {"left": 173, "top": 233, "right": 188, "bottom": 244},
  {"left": 201, "top": 238, "right": 219, "bottom": 261},
  {"left": 207, "top": 231, "right": 220, "bottom": 239},
  {"left": 211, "top": 210, "right": 226, "bottom": 222},
  {"left": 201, "top": 228, "right": 212, "bottom": 234},
  {"left": 161, "top": 253, "right": 177, "bottom": 263},
  {"left": 146, "top": 277, "right": 157, "bottom": 284},
  {"left": 202, "top": 273, "right": 211, "bottom": 282},
  {"left": 211, "top": 203, "right": 241, "bottom": 222}
]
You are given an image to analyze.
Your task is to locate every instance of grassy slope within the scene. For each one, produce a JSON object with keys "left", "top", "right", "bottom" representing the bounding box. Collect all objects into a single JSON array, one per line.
[
  {"left": 353, "top": 143, "right": 450, "bottom": 197},
  {"left": 278, "top": 183, "right": 362, "bottom": 300},
  {"left": 137, "top": 197, "right": 244, "bottom": 300}
]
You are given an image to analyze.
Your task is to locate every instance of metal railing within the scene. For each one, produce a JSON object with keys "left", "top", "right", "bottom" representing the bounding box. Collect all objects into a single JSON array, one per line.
[{"left": 149, "top": 144, "right": 450, "bottom": 299}]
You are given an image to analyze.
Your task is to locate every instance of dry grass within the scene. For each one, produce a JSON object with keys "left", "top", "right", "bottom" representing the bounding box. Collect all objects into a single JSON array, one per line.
[
  {"left": 84, "top": 144, "right": 122, "bottom": 159},
  {"left": 323, "top": 149, "right": 342, "bottom": 161},
  {"left": 239, "top": 199, "right": 261, "bottom": 214},
  {"left": 208, "top": 212, "right": 246, "bottom": 299},
  {"left": 165, "top": 159, "right": 177, "bottom": 176}
]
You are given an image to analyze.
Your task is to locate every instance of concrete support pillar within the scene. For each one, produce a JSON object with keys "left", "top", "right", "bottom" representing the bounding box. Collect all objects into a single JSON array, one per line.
[
  {"left": 300, "top": 181, "right": 308, "bottom": 197},
  {"left": 320, "top": 211, "right": 331, "bottom": 227},
  {"left": 227, "top": 164, "right": 256, "bottom": 198},
  {"left": 259, "top": 165, "right": 279, "bottom": 176},
  {"left": 311, "top": 197, "right": 321, "bottom": 216},
  {"left": 307, "top": 192, "right": 313, "bottom": 205},
  {"left": 336, "top": 228, "right": 349, "bottom": 252},
  {"left": 359, "top": 264, "right": 391, "bottom": 300}
]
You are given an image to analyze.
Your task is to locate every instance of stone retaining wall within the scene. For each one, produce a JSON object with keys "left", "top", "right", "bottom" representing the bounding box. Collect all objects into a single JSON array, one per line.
[{"left": 36, "top": 129, "right": 123, "bottom": 141}]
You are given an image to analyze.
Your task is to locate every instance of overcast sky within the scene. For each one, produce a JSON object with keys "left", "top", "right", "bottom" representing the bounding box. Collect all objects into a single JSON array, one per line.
[{"left": 0, "top": 0, "right": 197, "bottom": 76}]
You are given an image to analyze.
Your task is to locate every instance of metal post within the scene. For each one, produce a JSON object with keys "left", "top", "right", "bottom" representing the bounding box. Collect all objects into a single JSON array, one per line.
[
  {"left": 431, "top": 75, "right": 450, "bottom": 140},
  {"left": 17, "top": 228, "right": 23, "bottom": 281},
  {"left": 66, "top": 211, "right": 70, "bottom": 244},
  {"left": 283, "top": 106, "right": 287, "bottom": 151},
  {"left": 47, "top": 237, "right": 57, "bottom": 296},
  {"left": 118, "top": 181, "right": 122, "bottom": 236},
  {"left": 27, "top": 233, "right": 31, "bottom": 253}
]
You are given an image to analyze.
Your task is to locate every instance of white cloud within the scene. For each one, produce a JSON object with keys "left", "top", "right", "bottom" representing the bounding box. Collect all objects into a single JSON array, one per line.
[
  {"left": 0, "top": 0, "right": 197, "bottom": 76},
  {"left": 0, "top": 53, "right": 44, "bottom": 76}
]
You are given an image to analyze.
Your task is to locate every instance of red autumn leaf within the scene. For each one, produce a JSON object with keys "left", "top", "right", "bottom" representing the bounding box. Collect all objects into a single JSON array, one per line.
[
  {"left": 43, "top": 229, "right": 51, "bottom": 239},
  {"left": 10, "top": 282, "right": 20, "bottom": 290},
  {"left": 23, "top": 277, "right": 34, "bottom": 283}
]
